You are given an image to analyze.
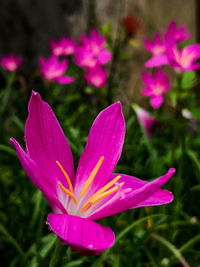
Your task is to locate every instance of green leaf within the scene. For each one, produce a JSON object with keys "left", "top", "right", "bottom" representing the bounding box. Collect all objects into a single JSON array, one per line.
[
  {"left": 39, "top": 234, "right": 57, "bottom": 259},
  {"left": 181, "top": 71, "right": 196, "bottom": 90}
]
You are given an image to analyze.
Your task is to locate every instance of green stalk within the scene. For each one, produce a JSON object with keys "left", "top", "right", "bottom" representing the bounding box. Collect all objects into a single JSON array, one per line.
[
  {"left": 131, "top": 104, "right": 157, "bottom": 163},
  {"left": 171, "top": 74, "right": 183, "bottom": 164},
  {"left": 49, "top": 238, "right": 66, "bottom": 267},
  {"left": 1, "top": 71, "right": 16, "bottom": 114}
]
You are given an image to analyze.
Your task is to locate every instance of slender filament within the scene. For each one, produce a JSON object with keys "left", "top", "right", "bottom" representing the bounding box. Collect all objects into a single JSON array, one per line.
[
  {"left": 58, "top": 181, "right": 78, "bottom": 205},
  {"left": 89, "top": 175, "right": 121, "bottom": 202},
  {"left": 56, "top": 161, "right": 73, "bottom": 192},
  {"left": 80, "top": 156, "right": 104, "bottom": 197},
  {"left": 80, "top": 181, "right": 124, "bottom": 213},
  {"left": 91, "top": 182, "right": 124, "bottom": 204}
]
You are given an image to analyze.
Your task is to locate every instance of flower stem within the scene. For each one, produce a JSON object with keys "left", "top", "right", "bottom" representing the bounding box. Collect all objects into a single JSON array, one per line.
[
  {"left": 171, "top": 74, "right": 183, "bottom": 164},
  {"left": 1, "top": 71, "right": 16, "bottom": 114},
  {"left": 49, "top": 238, "right": 66, "bottom": 267}
]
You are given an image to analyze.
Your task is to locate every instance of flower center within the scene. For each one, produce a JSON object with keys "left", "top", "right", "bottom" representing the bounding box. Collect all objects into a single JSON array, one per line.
[
  {"left": 180, "top": 50, "right": 195, "bottom": 67},
  {"left": 56, "top": 156, "right": 124, "bottom": 215},
  {"left": 153, "top": 84, "right": 163, "bottom": 95},
  {"left": 153, "top": 45, "right": 165, "bottom": 55}
]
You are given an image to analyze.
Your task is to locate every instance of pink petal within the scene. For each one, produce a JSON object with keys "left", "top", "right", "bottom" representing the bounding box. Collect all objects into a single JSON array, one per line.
[
  {"left": 144, "top": 55, "right": 169, "bottom": 68},
  {"left": 154, "top": 33, "right": 162, "bottom": 43},
  {"left": 133, "top": 189, "right": 174, "bottom": 208},
  {"left": 25, "top": 91, "right": 74, "bottom": 191},
  {"left": 55, "top": 76, "right": 74, "bottom": 84},
  {"left": 84, "top": 65, "right": 107, "bottom": 88},
  {"left": 142, "top": 71, "right": 153, "bottom": 86},
  {"left": 154, "top": 68, "right": 170, "bottom": 90},
  {"left": 90, "top": 29, "right": 105, "bottom": 47},
  {"left": 165, "top": 21, "right": 191, "bottom": 43},
  {"left": 183, "top": 44, "right": 200, "bottom": 62},
  {"left": 150, "top": 95, "right": 163, "bottom": 109},
  {"left": 97, "top": 49, "right": 112, "bottom": 64},
  {"left": 74, "top": 102, "right": 125, "bottom": 197},
  {"left": 89, "top": 169, "right": 175, "bottom": 220},
  {"left": 187, "top": 63, "right": 200, "bottom": 71},
  {"left": 144, "top": 39, "right": 153, "bottom": 53},
  {"left": 47, "top": 213, "right": 115, "bottom": 255},
  {"left": 10, "top": 138, "right": 67, "bottom": 213},
  {"left": 140, "top": 89, "right": 153, "bottom": 96}
]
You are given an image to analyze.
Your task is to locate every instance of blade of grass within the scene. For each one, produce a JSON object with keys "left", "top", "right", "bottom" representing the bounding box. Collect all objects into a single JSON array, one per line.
[
  {"left": 64, "top": 257, "right": 88, "bottom": 267},
  {"left": 151, "top": 233, "right": 190, "bottom": 267},
  {"left": 0, "top": 144, "right": 17, "bottom": 156},
  {"left": 180, "top": 234, "right": 200, "bottom": 252},
  {"left": 0, "top": 223, "right": 25, "bottom": 259},
  {"left": 187, "top": 150, "right": 200, "bottom": 183},
  {"left": 40, "top": 234, "right": 57, "bottom": 259}
]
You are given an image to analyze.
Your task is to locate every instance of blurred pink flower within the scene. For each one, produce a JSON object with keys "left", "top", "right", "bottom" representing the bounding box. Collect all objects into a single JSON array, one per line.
[
  {"left": 167, "top": 43, "right": 200, "bottom": 73},
  {"left": 164, "top": 21, "right": 191, "bottom": 43},
  {"left": 39, "top": 55, "right": 74, "bottom": 84},
  {"left": 50, "top": 37, "right": 76, "bottom": 56},
  {"left": 141, "top": 69, "right": 170, "bottom": 109},
  {"left": 144, "top": 33, "right": 168, "bottom": 68},
  {"left": 11, "top": 91, "right": 175, "bottom": 255},
  {"left": 133, "top": 104, "right": 160, "bottom": 138},
  {"left": 144, "top": 33, "right": 166, "bottom": 56},
  {"left": 144, "top": 21, "right": 191, "bottom": 68},
  {"left": 74, "top": 29, "right": 112, "bottom": 68},
  {"left": 1, "top": 54, "right": 22, "bottom": 72},
  {"left": 84, "top": 65, "right": 107, "bottom": 88}
]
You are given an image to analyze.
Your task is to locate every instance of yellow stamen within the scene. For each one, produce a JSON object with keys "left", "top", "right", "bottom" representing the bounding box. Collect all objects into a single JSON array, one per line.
[
  {"left": 90, "top": 175, "right": 121, "bottom": 202},
  {"left": 58, "top": 181, "right": 78, "bottom": 205},
  {"left": 80, "top": 175, "right": 121, "bottom": 212},
  {"left": 91, "top": 182, "right": 124, "bottom": 204},
  {"left": 56, "top": 161, "right": 73, "bottom": 192},
  {"left": 80, "top": 202, "right": 93, "bottom": 213},
  {"left": 80, "top": 181, "right": 124, "bottom": 213},
  {"left": 80, "top": 156, "right": 104, "bottom": 197}
]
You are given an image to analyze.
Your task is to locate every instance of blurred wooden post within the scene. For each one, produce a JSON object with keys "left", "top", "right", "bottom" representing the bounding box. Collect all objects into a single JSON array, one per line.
[
  {"left": 87, "top": 0, "right": 97, "bottom": 31},
  {"left": 196, "top": 0, "right": 200, "bottom": 42}
]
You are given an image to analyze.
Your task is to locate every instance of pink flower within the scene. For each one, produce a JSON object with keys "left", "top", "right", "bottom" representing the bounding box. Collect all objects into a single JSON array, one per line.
[
  {"left": 133, "top": 104, "right": 159, "bottom": 138},
  {"left": 84, "top": 65, "right": 107, "bottom": 88},
  {"left": 74, "top": 29, "right": 112, "bottom": 69},
  {"left": 10, "top": 92, "right": 175, "bottom": 255},
  {"left": 164, "top": 21, "right": 191, "bottom": 43},
  {"left": 141, "top": 69, "right": 170, "bottom": 109},
  {"left": 39, "top": 55, "right": 74, "bottom": 84},
  {"left": 1, "top": 54, "right": 22, "bottom": 72},
  {"left": 144, "top": 33, "right": 166, "bottom": 56},
  {"left": 144, "top": 33, "right": 168, "bottom": 68},
  {"left": 50, "top": 37, "right": 76, "bottom": 56},
  {"left": 167, "top": 43, "right": 200, "bottom": 73},
  {"left": 144, "top": 21, "right": 191, "bottom": 68}
]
